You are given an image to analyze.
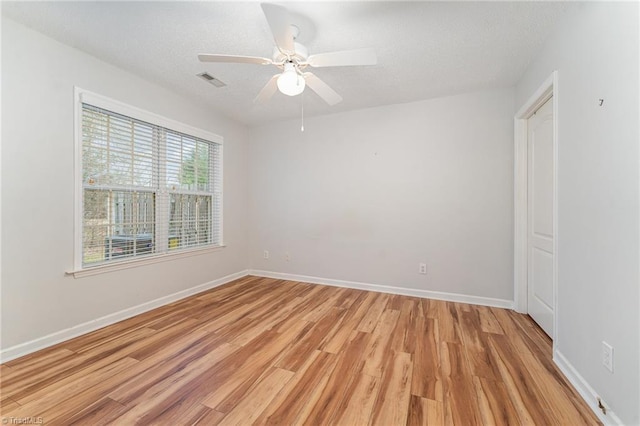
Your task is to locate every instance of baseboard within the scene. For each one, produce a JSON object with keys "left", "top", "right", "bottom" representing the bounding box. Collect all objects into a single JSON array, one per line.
[
  {"left": 554, "top": 350, "right": 623, "bottom": 426},
  {"left": 249, "top": 269, "right": 513, "bottom": 309},
  {"left": 0, "top": 269, "right": 250, "bottom": 363}
]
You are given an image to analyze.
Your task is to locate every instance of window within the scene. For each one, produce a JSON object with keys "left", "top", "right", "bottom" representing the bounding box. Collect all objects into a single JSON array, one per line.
[{"left": 75, "top": 89, "right": 222, "bottom": 271}]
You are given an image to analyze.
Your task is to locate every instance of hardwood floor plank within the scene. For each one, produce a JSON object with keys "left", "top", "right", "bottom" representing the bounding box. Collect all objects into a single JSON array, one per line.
[
  {"left": 458, "top": 309, "right": 500, "bottom": 380},
  {"left": 473, "top": 376, "right": 520, "bottom": 426},
  {"left": 426, "top": 397, "right": 444, "bottom": 425},
  {"left": 192, "top": 409, "right": 227, "bottom": 426},
  {"left": 390, "top": 300, "right": 419, "bottom": 354},
  {"left": 1, "top": 349, "right": 74, "bottom": 380},
  {"left": 301, "top": 286, "right": 348, "bottom": 322},
  {"left": 411, "top": 317, "right": 442, "bottom": 401},
  {"left": 320, "top": 291, "right": 372, "bottom": 354},
  {"left": 270, "top": 286, "right": 335, "bottom": 334},
  {"left": 407, "top": 395, "right": 443, "bottom": 426},
  {"left": 1, "top": 350, "right": 80, "bottom": 399},
  {"left": 369, "top": 350, "right": 413, "bottom": 426},
  {"left": 357, "top": 292, "right": 390, "bottom": 333},
  {"left": 74, "top": 326, "right": 158, "bottom": 358},
  {"left": 440, "top": 341, "right": 482, "bottom": 425},
  {"left": 288, "top": 281, "right": 317, "bottom": 298},
  {"left": 144, "top": 302, "right": 206, "bottom": 331},
  {"left": 275, "top": 307, "right": 347, "bottom": 372},
  {"left": 144, "top": 397, "right": 212, "bottom": 426},
  {"left": 5, "top": 356, "right": 139, "bottom": 422},
  {"left": 198, "top": 285, "right": 290, "bottom": 334},
  {"left": 196, "top": 276, "right": 268, "bottom": 302},
  {"left": 251, "top": 350, "right": 323, "bottom": 424},
  {"left": 303, "top": 331, "right": 372, "bottom": 424},
  {"left": 488, "top": 334, "right": 556, "bottom": 425},
  {"left": 110, "top": 343, "right": 240, "bottom": 424},
  {"left": 190, "top": 280, "right": 277, "bottom": 325},
  {"left": 331, "top": 373, "right": 381, "bottom": 426},
  {"left": 217, "top": 367, "right": 294, "bottom": 426},
  {"left": 510, "top": 312, "right": 552, "bottom": 357},
  {"left": 126, "top": 319, "right": 202, "bottom": 361},
  {"left": 407, "top": 394, "right": 429, "bottom": 426},
  {"left": 106, "top": 328, "right": 223, "bottom": 404},
  {"left": 256, "top": 351, "right": 339, "bottom": 425},
  {"left": 243, "top": 281, "right": 302, "bottom": 321},
  {"left": 64, "top": 308, "right": 173, "bottom": 354},
  {"left": 420, "top": 298, "right": 440, "bottom": 319},
  {"left": 192, "top": 408, "right": 226, "bottom": 425},
  {"left": 334, "top": 287, "right": 365, "bottom": 310},
  {"left": 387, "top": 294, "right": 406, "bottom": 311},
  {"left": 3, "top": 344, "right": 72, "bottom": 369},
  {"left": 362, "top": 309, "right": 401, "bottom": 378},
  {"left": 491, "top": 309, "right": 599, "bottom": 425},
  {"left": 229, "top": 298, "right": 303, "bottom": 346},
  {"left": 245, "top": 282, "right": 303, "bottom": 321},
  {"left": 237, "top": 285, "right": 312, "bottom": 336},
  {"left": 438, "top": 302, "right": 463, "bottom": 343},
  {"left": 0, "top": 364, "right": 12, "bottom": 375},
  {"left": 3, "top": 325, "right": 156, "bottom": 400},
  {"left": 201, "top": 321, "right": 312, "bottom": 410},
  {"left": 0, "top": 397, "right": 21, "bottom": 414},
  {"left": 64, "top": 397, "right": 129, "bottom": 426},
  {"left": 456, "top": 302, "right": 473, "bottom": 313},
  {"left": 476, "top": 305, "right": 504, "bottom": 334},
  {"left": 0, "top": 276, "right": 600, "bottom": 426}
]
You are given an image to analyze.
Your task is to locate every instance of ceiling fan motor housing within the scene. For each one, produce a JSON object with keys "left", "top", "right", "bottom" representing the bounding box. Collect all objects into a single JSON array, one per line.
[{"left": 272, "top": 42, "right": 309, "bottom": 65}]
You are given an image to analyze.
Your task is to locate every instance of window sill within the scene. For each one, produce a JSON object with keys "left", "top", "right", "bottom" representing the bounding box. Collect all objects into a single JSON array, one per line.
[{"left": 67, "top": 245, "right": 226, "bottom": 278}]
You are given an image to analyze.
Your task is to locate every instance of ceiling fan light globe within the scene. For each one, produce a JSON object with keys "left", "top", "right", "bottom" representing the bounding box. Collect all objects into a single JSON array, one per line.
[{"left": 277, "top": 69, "right": 305, "bottom": 96}]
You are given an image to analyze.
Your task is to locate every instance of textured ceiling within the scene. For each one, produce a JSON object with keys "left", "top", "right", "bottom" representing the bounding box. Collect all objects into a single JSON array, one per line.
[{"left": 2, "top": 1, "right": 573, "bottom": 127}]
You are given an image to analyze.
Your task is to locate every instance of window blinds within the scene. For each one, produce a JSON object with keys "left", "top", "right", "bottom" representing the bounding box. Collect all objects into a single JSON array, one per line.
[{"left": 81, "top": 103, "right": 222, "bottom": 267}]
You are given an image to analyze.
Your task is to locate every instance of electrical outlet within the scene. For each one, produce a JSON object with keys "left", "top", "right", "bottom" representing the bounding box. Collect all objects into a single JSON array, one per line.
[
  {"left": 419, "top": 263, "right": 427, "bottom": 275},
  {"left": 263, "top": 250, "right": 269, "bottom": 259},
  {"left": 285, "top": 252, "right": 290, "bottom": 262},
  {"left": 602, "top": 341, "right": 613, "bottom": 373}
]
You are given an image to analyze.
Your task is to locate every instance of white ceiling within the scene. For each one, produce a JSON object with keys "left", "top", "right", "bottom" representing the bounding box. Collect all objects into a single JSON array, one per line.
[{"left": 2, "top": 1, "right": 573, "bottom": 127}]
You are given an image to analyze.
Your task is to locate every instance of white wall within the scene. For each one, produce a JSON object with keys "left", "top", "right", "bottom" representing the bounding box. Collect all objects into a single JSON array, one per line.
[
  {"left": 516, "top": 2, "right": 639, "bottom": 424},
  {"left": 1, "top": 18, "right": 249, "bottom": 350},
  {"left": 248, "top": 89, "right": 515, "bottom": 303}
]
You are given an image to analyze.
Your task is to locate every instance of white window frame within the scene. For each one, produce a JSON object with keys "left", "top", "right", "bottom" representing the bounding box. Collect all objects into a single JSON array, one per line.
[{"left": 70, "top": 87, "right": 224, "bottom": 278}]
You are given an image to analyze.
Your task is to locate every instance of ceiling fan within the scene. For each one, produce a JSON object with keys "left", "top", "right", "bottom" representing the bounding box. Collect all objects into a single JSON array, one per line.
[{"left": 198, "top": 3, "right": 377, "bottom": 106}]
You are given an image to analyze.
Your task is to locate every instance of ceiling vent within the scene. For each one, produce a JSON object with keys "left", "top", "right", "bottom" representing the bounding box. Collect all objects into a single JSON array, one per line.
[{"left": 197, "top": 72, "right": 226, "bottom": 88}]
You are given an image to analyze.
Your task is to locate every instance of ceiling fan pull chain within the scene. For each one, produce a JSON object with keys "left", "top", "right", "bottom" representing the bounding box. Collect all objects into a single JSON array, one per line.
[{"left": 301, "top": 91, "right": 305, "bottom": 132}]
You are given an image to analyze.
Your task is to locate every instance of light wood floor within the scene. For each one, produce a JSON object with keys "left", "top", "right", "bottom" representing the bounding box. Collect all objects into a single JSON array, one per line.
[{"left": 1, "top": 276, "right": 599, "bottom": 425}]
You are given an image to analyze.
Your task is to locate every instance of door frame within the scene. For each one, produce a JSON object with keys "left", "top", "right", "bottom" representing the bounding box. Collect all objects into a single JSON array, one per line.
[{"left": 513, "top": 71, "right": 558, "bottom": 340}]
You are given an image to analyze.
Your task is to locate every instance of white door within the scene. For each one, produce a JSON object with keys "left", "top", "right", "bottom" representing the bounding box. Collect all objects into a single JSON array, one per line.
[{"left": 527, "top": 97, "right": 554, "bottom": 337}]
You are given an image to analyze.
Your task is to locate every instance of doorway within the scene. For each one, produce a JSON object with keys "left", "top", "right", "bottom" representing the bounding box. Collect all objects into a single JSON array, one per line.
[{"left": 514, "top": 72, "right": 557, "bottom": 339}]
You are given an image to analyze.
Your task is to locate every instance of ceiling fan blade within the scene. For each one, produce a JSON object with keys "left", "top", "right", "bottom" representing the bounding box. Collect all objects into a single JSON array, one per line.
[
  {"left": 198, "top": 54, "right": 272, "bottom": 65},
  {"left": 304, "top": 73, "right": 343, "bottom": 106},
  {"left": 260, "top": 3, "right": 295, "bottom": 55},
  {"left": 306, "top": 48, "right": 377, "bottom": 68},
  {"left": 254, "top": 75, "right": 280, "bottom": 104}
]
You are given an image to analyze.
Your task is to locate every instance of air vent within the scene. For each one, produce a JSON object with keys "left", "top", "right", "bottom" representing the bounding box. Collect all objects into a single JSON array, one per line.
[{"left": 197, "top": 72, "right": 226, "bottom": 88}]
